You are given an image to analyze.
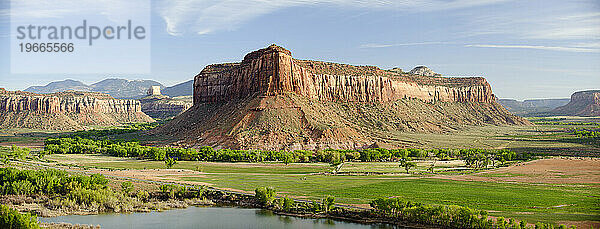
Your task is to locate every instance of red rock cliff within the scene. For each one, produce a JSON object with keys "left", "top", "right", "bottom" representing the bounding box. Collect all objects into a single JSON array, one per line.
[
  {"left": 552, "top": 90, "right": 600, "bottom": 116},
  {"left": 0, "top": 91, "right": 143, "bottom": 114},
  {"left": 0, "top": 90, "right": 154, "bottom": 130},
  {"left": 194, "top": 45, "right": 496, "bottom": 105}
]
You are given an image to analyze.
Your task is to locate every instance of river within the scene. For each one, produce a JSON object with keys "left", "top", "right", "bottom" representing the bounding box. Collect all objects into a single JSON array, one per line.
[{"left": 39, "top": 206, "right": 405, "bottom": 229}]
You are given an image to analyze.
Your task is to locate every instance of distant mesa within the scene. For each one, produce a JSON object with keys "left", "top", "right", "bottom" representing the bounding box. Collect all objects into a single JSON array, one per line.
[
  {"left": 498, "top": 98, "right": 570, "bottom": 117},
  {"left": 0, "top": 90, "right": 153, "bottom": 130},
  {"left": 139, "top": 86, "right": 192, "bottom": 119},
  {"left": 551, "top": 90, "right": 600, "bottom": 117},
  {"left": 162, "top": 80, "right": 194, "bottom": 97},
  {"left": 153, "top": 44, "right": 529, "bottom": 150}
]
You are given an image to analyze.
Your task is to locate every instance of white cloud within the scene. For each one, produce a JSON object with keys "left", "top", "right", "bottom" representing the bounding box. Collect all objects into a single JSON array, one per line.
[
  {"left": 157, "top": 0, "right": 513, "bottom": 36},
  {"left": 360, "top": 41, "right": 450, "bottom": 48},
  {"left": 465, "top": 44, "right": 600, "bottom": 53},
  {"left": 461, "top": 3, "right": 600, "bottom": 41}
]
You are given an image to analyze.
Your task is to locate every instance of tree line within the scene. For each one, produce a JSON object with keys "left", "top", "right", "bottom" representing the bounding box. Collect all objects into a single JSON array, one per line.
[
  {"left": 43, "top": 137, "right": 532, "bottom": 165},
  {"left": 369, "top": 197, "right": 575, "bottom": 229},
  {"left": 251, "top": 186, "right": 575, "bottom": 229},
  {"left": 64, "top": 122, "right": 160, "bottom": 139}
]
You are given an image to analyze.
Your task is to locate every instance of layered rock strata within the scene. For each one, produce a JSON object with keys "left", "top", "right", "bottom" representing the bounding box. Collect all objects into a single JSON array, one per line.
[
  {"left": 552, "top": 90, "right": 600, "bottom": 116},
  {"left": 139, "top": 95, "right": 192, "bottom": 119},
  {"left": 0, "top": 89, "right": 154, "bottom": 130},
  {"left": 194, "top": 45, "right": 492, "bottom": 104},
  {"left": 156, "top": 45, "right": 529, "bottom": 150}
]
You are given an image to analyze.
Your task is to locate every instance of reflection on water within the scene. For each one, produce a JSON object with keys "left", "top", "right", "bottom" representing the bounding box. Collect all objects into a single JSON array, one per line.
[{"left": 40, "top": 206, "right": 407, "bottom": 229}]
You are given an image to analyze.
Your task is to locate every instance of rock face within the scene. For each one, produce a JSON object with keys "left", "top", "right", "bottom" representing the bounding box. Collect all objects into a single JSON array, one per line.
[
  {"left": 552, "top": 90, "right": 600, "bottom": 117},
  {"left": 147, "top": 86, "right": 162, "bottom": 96},
  {"left": 409, "top": 66, "right": 440, "bottom": 77},
  {"left": 156, "top": 45, "right": 529, "bottom": 150},
  {"left": 0, "top": 89, "right": 154, "bottom": 130},
  {"left": 194, "top": 46, "right": 492, "bottom": 104},
  {"left": 139, "top": 95, "right": 192, "bottom": 119}
]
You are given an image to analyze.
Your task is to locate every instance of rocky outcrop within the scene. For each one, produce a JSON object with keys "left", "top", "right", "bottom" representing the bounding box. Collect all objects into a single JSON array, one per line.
[
  {"left": 0, "top": 89, "right": 154, "bottom": 130},
  {"left": 156, "top": 45, "right": 529, "bottom": 150},
  {"left": 139, "top": 95, "right": 193, "bottom": 119},
  {"left": 551, "top": 90, "right": 600, "bottom": 117},
  {"left": 194, "top": 45, "right": 494, "bottom": 104},
  {"left": 409, "top": 66, "right": 440, "bottom": 77}
]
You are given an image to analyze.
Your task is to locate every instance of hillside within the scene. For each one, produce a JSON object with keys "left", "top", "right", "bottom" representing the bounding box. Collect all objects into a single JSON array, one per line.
[
  {"left": 0, "top": 89, "right": 154, "bottom": 130},
  {"left": 163, "top": 80, "right": 193, "bottom": 97},
  {"left": 551, "top": 90, "right": 600, "bottom": 117},
  {"left": 153, "top": 45, "right": 529, "bottom": 150},
  {"left": 499, "top": 98, "right": 570, "bottom": 116},
  {"left": 24, "top": 79, "right": 92, "bottom": 93},
  {"left": 25, "top": 78, "right": 164, "bottom": 99}
]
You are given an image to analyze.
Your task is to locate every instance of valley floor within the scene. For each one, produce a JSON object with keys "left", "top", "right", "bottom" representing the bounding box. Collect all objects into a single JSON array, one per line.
[
  {"left": 1, "top": 117, "right": 599, "bottom": 228},
  {"left": 19, "top": 154, "right": 599, "bottom": 228}
]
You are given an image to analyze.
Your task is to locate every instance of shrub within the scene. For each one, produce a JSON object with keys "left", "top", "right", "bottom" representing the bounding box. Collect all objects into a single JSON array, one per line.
[
  {"left": 0, "top": 204, "right": 39, "bottom": 229},
  {"left": 121, "top": 182, "right": 134, "bottom": 195},
  {"left": 254, "top": 187, "right": 276, "bottom": 206},
  {"left": 322, "top": 196, "right": 335, "bottom": 212},
  {"left": 282, "top": 197, "right": 294, "bottom": 211}
]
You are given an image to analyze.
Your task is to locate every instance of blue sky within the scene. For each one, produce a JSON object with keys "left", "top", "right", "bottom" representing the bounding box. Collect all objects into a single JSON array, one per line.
[{"left": 0, "top": 0, "right": 599, "bottom": 100}]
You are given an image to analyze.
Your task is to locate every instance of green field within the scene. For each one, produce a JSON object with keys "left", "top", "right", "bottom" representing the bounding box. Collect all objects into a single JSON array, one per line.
[
  {"left": 5, "top": 118, "right": 600, "bottom": 226},
  {"left": 44, "top": 155, "right": 599, "bottom": 224}
]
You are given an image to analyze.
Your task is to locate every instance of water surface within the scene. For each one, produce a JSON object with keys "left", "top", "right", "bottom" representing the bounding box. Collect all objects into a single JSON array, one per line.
[{"left": 39, "top": 206, "right": 405, "bottom": 229}]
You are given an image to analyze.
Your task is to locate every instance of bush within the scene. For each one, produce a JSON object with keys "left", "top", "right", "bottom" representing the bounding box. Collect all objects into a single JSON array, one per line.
[
  {"left": 254, "top": 187, "right": 276, "bottom": 206},
  {"left": 121, "top": 182, "right": 134, "bottom": 195},
  {"left": 282, "top": 197, "right": 294, "bottom": 211},
  {"left": 0, "top": 204, "right": 39, "bottom": 229},
  {"left": 0, "top": 168, "right": 108, "bottom": 196}
]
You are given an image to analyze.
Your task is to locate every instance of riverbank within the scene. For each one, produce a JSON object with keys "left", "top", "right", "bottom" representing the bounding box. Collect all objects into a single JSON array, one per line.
[
  {"left": 1, "top": 194, "right": 214, "bottom": 218},
  {"left": 3, "top": 188, "right": 434, "bottom": 229}
]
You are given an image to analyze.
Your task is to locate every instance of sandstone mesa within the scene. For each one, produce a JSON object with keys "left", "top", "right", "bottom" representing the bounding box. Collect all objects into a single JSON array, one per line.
[{"left": 154, "top": 45, "right": 529, "bottom": 150}]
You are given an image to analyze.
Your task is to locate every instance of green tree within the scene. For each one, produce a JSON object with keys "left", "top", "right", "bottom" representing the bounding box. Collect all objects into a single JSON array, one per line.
[
  {"left": 164, "top": 156, "right": 177, "bottom": 169},
  {"left": 322, "top": 196, "right": 335, "bottom": 213},
  {"left": 10, "top": 145, "right": 30, "bottom": 160},
  {"left": 282, "top": 153, "right": 294, "bottom": 165},
  {"left": 329, "top": 152, "right": 345, "bottom": 174},
  {"left": 255, "top": 187, "right": 276, "bottom": 206},
  {"left": 0, "top": 204, "right": 40, "bottom": 229},
  {"left": 400, "top": 160, "right": 416, "bottom": 174},
  {"left": 283, "top": 196, "right": 294, "bottom": 211}
]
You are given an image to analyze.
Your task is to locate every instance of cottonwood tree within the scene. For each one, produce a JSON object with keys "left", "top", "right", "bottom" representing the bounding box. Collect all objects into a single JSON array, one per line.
[
  {"left": 164, "top": 156, "right": 177, "bottom": 169},
  {"left": 399, "top": 159, "right": 416, "bottom": 174}
]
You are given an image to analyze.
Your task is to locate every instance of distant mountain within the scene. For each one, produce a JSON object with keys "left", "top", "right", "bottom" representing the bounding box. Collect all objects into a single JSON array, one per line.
[
  {"left": 25, "top": 78, "right": 164, "bottom": 99},
  {"left": 90, "top": 79, "right": 164, "bottom": 99},
  {"left": 551, "top": 90, "right": 600, "bottom": 117},
  {"left": 498, "top": 98, "right": 570, "bottom": 116},
  {"left": 24, "top": 79, "right": 92, "bottom": 94},
  {"left": 162, "top": 80, "right": 193, "bottom": 97}
]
